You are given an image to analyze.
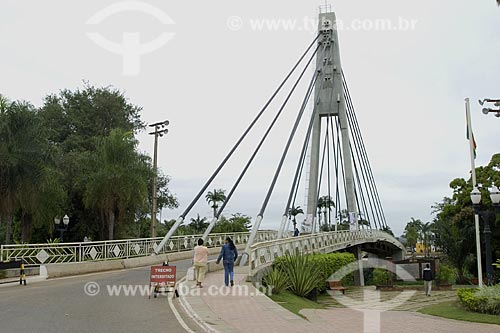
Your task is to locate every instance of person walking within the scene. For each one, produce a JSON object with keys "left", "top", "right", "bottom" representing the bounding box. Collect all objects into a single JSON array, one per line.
[
  {"left": 193, "top": 238, "right": 209, "bottom": 288},
  {"left": 216, "top": 237, "right": 238, "bottom": 287},
  {"left": 293, "top": 227, "right": 300, "bottom": 237},
  {"left": 423, "top": 263, "right": 433, "bottom": 296}
]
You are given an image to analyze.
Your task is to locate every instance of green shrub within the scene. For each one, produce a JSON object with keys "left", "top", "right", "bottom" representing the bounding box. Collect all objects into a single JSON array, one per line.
[
  {"left": 263, "top": 267, "right": 290, "bottom": 294},
  {"left": 370, "top": 268, "right": 392, "bottom": 286},
  {"left": 436, "top": 264, "right": 457, "bottom": 285},
  {"left": 457, "top": 286, "right": 500, "bottom": 315},
  {"left": 274, "top": 252, "right": 355, "bottom": 293},
  {"left": 276, "top": 252, "right": 324, "bottom": 297}
]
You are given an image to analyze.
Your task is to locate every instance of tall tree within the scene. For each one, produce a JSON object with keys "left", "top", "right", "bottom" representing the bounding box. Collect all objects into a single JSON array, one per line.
[
  {"left": 317, "top": 195, "right": 334, "bottom": 227},
  {"left": 189, "top": 214, "right": 208, "bottom": 233},
  {"left": 404, "top": 217, "right": 422, "bottom": 252},
  {"left": 433, "top": 154, "right": 500, "bottom": 282},
  {"left": 205, "top": 189, "right": 226, "bottom": 218},
  {"left": 0, "top": 99, "right": 64, "bottom": 243},
  {"left": 288, "top": 206, "right": 304, "bottom": 230},
  {"left": 420, "top": 222, "right": 434, "bottom": 257},
  {"left": 84, "top": 129, "right": 149, "bottom": 240}
]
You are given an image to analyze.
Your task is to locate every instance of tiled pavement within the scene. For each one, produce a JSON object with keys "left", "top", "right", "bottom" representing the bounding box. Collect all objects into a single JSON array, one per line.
[
  {"left": 178, "top": 268, "right": 500, "bottom": 333},
  {"left": 319, "top": 286, "right": 458, "bottom": 311}
]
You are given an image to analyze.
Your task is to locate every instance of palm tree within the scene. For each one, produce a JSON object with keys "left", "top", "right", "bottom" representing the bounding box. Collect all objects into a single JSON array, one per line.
[
  {"left": 189, "top": 214, "right": 208, "bottom": 233},
  {"left": 288, "top": 205, "right": 304, "bottom": 230},
  {"left": 403, "top": 217, "right": 423, "bottom": 253},
  {"left": 205, "top": 189, "right": 226, "bottom": 218},
  {"left": 317, "top": 197, "right": 325, "bottom": 227},
  {"left": 420, "top": 222, "right": 434, "bottom": 257},
  {"left": 84, "top": 129, "right": 149, "bottom": 240},
  {"left": 0, "top": 100, "right": 51, "bottom": 243},
  {"left": 318, "top": 195, "right": 334, "bottom": 227}
]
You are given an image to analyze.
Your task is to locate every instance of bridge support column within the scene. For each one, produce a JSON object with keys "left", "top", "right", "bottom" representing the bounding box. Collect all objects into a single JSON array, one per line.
[
  {"left": 240, "top": 215, "right": 263, "bottom": 266},
  {"left": 354, "top": 246, "right": 365, "bottom": 286},
  {"left": 277, "top": 215, "right": 288, "bottom": 238},
  {"left": 202, "top": 217, "right": 218, "bottom": 241}
]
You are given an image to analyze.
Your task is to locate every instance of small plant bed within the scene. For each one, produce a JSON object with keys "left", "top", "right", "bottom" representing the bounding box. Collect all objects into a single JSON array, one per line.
[
  {"left": 457, "top": 286, "right": 500, "bottom": 315},
  {"left": 418, "top": 301, "right": 500, "bottom": 325},
  {"left": 269, "top": 291, "right": 325, "bottom": 319}
]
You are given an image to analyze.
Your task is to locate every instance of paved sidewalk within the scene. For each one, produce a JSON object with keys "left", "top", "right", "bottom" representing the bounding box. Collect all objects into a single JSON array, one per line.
[{"left": 179, "top": 268, "right": 500, "bottom": 333}]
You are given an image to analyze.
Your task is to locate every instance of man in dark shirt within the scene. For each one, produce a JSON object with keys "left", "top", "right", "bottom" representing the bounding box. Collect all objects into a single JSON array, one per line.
[{"left": 423, "top": 263, "right": 433, "bottom": 296}]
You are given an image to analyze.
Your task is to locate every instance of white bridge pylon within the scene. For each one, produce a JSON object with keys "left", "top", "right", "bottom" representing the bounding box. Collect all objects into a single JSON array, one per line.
[{"left": 154, "top": 10, "right": 386, "bottom": 267}]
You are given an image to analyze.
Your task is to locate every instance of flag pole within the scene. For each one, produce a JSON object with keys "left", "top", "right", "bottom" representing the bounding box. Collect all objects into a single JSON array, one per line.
[{"left": 465, "top": 97, "right": 483, "bottom": 288}]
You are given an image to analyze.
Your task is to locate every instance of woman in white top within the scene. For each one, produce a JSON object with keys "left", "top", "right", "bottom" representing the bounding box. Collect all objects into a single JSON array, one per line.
[{"left": 193, "top": 238, "right": 209, "bottom": 287}]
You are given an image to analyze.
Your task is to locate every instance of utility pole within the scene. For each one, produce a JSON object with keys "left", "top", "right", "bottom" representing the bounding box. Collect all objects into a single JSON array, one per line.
[{"left": 149, "top": 120, "right": 169, "bottom": 238}]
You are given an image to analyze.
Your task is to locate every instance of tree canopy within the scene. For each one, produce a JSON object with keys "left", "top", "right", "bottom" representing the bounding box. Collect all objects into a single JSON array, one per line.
[
  {"left": 0, "top": 85, "right": 177, "bottom": 244},
  {"left": 432, "top": 154, "right": 500, "bottom": 283}
]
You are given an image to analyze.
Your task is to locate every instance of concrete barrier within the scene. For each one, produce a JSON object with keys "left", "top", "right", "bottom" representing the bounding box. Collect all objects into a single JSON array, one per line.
[{"left": 1, "top": 266, "right": 40, "bottom": 278}]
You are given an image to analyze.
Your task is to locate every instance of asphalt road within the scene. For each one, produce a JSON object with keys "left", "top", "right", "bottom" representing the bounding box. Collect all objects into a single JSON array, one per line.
[{"left": 0, "top": 257, "right": 213, "bottom": 333}]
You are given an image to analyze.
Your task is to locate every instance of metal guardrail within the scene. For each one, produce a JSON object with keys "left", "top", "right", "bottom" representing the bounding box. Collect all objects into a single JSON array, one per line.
[
  {"left": 248, "top": 230, "right": 405, "bottom": 276},
  {"left": 1, "top": 231, "right": 278, "bottom": 265}
]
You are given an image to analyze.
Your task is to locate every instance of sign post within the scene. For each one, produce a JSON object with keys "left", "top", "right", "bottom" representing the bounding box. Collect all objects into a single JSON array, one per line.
[{"left": 149, "top": 265, "right": 176, "bottom": 299}]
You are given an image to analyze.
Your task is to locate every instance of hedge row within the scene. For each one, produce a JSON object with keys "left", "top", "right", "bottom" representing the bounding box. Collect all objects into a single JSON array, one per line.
[{"left": 457, "top": 286, "right": 500, "bottom": 315}]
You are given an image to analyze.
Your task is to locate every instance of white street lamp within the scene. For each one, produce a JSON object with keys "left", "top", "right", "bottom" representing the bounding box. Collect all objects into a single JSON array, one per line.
[
  {"left": 470, "top": 187, "right": 482, "bottom": 205},
  {"left": 54, "top": 214, "right": 70, "bottom": 242},
  {"left": 490, "top": 185, "right": 500, "bottom": 205},
  {"left": 470, "top": 186, "right": 499, "bottom": 286}
]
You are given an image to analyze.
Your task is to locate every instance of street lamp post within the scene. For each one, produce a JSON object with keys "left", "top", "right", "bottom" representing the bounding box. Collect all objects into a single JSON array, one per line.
[
  {"left": 148, "top": 120, "right": 169, "bottom": 238},
  {"left": 54, "top": 214, "right": 70, "bottom": 242},
  {"left": 478, "top": 98, "right": 500, "bottom": 117},
  {"left": 470, "top": 185, "right": 500, "bottom": 285}
]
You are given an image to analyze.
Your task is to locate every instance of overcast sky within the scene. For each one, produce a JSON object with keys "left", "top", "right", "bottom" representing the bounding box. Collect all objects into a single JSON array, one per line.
[{"left": 1, "top": 0, "right": 499, "bottom": 236}]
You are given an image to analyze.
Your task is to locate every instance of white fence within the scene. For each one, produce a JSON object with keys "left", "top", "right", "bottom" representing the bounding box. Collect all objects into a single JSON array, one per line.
[{"left": 1, "top": 231, "right": 278, "bottom": 265}]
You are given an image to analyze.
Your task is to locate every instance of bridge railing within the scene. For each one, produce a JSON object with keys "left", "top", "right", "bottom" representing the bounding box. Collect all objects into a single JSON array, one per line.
[
  {"left": 248, "top": 230, "right": 404, "bottom": 276},
  {"left": 1, "top": 230, "right": 278, "bottom": 265}
]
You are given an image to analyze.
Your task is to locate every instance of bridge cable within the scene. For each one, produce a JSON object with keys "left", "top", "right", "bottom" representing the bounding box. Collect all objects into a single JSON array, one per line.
[
  {"left": 285, "top": 69, "right": 330, "bottom": 215},
  {"left": 328, "top": 115, "right": 341, "bottom": 226},
  {"left": 316, "top": 125, "right": 330, "bottom": 229},
  {"left": 342, "top": 73, "right": 388, "bottom": 228},
  {"left": 177, "top": 34, "right": 320, "bottom": 219},
  {"left": 214, "top": 46, "right": 322, "bottom": 220},
  {"left": 257, "top": 44, "right": 328, "bottom": 218},
  {"left": 335, "top": 116, "right": 349, "bottom": 224},
  {"left": 349, "top": 142, "right": 376, "bottom": 229},
  {"left": 154, "top": 34, "right": 320, "bottom": 254},
  {"left": 344, "top": 80, "right": 387, "bottom": 229}
]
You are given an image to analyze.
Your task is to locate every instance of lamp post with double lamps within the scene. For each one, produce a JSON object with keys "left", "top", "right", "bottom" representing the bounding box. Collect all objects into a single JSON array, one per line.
[
  {"left": 470, "top": 186, "right": 500, "bottom": 285},
  {"left": 478, "top": 98, "right": 500, "bottom": 118},
  {"left": 54, "top": 214, "right": 70, "bottom": 242},
  {"left": 148, "top": 120, "right": 169, "bottom": 238}
]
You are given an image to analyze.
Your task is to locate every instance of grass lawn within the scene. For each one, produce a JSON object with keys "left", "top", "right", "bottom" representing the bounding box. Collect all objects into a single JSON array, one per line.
[
  {"left": 418, "top": 301, "right": 500, "bottom": 325},
  {"left": 269, "top": 291, "right": 325, "bottom": 319}
]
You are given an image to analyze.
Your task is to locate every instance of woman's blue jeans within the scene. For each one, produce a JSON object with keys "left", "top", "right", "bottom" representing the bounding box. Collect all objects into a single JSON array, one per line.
[{"left": 223, "top": 262, "right": 234, "bottom": 286}]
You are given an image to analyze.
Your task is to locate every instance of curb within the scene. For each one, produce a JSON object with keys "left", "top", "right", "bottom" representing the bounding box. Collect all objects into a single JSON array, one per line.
[{"left": 176, "top": 277, "right": 220, "bottom": 333}]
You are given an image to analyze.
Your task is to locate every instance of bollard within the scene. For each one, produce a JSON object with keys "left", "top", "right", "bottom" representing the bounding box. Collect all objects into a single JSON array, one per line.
[{"left": 19, "top": 260, "right": 26, "bottom": 286}]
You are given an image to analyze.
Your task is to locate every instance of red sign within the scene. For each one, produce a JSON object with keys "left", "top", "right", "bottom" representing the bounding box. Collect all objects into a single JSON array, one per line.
[{"left": 150, "top": 265, "right": 176, "bottom": 287}]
